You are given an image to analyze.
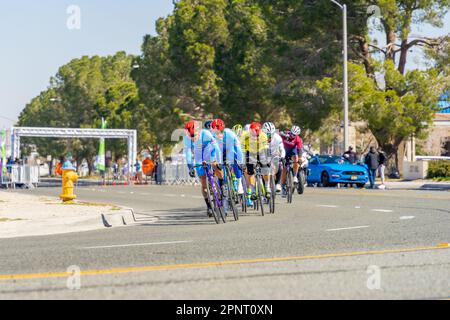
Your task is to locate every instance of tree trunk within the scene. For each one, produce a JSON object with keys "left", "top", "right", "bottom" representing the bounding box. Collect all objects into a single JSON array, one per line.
[
  {"left": 398, "top": 39, "right": 409, "bottom": 75},
  {"left": 386, "top": 30, "right": 397, "bottom": 62}
]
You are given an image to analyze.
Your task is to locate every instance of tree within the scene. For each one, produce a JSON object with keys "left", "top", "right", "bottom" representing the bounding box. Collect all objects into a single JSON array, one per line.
[
  {"left": 343, "top": 0, "right": 450, "bottom": 169},
  {"left": 18, "top": 52, "right": 140, "bottom": 171}
]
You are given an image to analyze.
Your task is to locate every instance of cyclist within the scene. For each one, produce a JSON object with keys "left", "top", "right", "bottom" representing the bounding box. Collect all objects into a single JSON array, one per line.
[
  {"left": 211, "top": 119, "right": 245, "bottom": 195},
  {"left": 232, "top": 124, "right": 244, "bottom": 139},
  {"left": 263, "top": 122, "right": 286, "bottom": 193},
  {"left": 204, "top": 120, "right": 213, "bottom": 131},
  {"left": 280, "top": 125, "right": 303, "bottom": 196},
  {"left": 240, "top": 122, "right": 270, "bottom": 206},
  {"left": 184, "top": 120, "right": 222, "bottom": 217}
]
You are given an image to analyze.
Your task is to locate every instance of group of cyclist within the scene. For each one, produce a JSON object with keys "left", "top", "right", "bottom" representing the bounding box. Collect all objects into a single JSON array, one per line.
[{"left": 183, "top": 119, "right": 303, "bottom": 217}]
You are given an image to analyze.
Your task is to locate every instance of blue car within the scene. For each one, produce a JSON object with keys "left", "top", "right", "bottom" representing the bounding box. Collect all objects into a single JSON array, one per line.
[{"left": 307, "top": 155, "right": 369, "bottom": 188}]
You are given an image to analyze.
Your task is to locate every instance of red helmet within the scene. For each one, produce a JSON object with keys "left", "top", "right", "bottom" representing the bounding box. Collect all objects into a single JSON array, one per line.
[
  {"left": 250, "top": 122, "right": 262, "bottom": 136},
  {"left": 184, "top": 120, "right": 197, "bottom": 137},
  {"left": 212, "top": 119, "right": 225, "bottom": 132}
]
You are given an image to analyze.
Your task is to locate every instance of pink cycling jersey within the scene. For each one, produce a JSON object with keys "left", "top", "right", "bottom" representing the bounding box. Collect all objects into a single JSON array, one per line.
[{"left": 282, "top": 134, "right": 303, "bottom": 151}]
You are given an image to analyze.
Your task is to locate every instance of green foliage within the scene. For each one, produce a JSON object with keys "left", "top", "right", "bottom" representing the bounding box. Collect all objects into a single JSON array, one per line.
[
  {"left": 427, "top": 160, "right": 450, "bottom": 178},
  {"left": 18, "top": 52, "right": 138, "bottom": 164}
]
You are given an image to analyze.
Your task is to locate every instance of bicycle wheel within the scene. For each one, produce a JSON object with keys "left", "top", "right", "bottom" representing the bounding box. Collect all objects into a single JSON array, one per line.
[
  {"left": 256, "top": 175, "right": 265, "bottom": 216},
  {"left": 205, "top": 175, "right": 221, "bottom": 224},
  {"left": 226, "top": 167, "right": 239, "bottom": 221},
  {"left": 213, "top": 178, "right": 227, "bottom": 223},
  {"left": 270, "top": 174, "right": 276, "bottom": 214},
  {"left": 240, "top": 175, "right": 248, "bottom": 213},
  {"left": 287, "top": 169, "right": 293, "bottom": 204},
  {"left": 297, "top": 170, "right": 306, "bottom": 195}
]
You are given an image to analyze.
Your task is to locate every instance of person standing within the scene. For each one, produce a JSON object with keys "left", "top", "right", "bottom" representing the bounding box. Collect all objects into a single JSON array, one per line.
[
  {"left": 343, "top": 146, "right": 358, "bottom": 164},
  {"left": 365, "top": 146, "right": 379, "bottom": 189},
  {"left": 378, "top": 148, "right": 387, "bottom": 189}
]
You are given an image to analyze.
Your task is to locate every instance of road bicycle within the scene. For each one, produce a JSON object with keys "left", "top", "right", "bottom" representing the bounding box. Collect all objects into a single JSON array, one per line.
[
  {"left": 223, "top": 164, "right": 240, "bottom": 221},
  {"left": 194, "top": 163, "right": 226, "bottom": 224}
]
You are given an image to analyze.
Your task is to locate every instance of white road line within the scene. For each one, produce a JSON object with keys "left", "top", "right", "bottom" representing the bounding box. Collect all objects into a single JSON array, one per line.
[
  {"left": 317, "top": 205, "right": 339, "bottom": 208},
  {"left": 82, "top": 241, "right": 193, "bottom": 250},
  {"left": 192, "top": 196, "right": 203, "bottom": 199},
  {"left": 400, "top": 216, "right": 415, "bottom": 220},
  {"left": 372, "top": 209, "right": 394, "bottom": 213},
  {"left": 355, "top": 206, "right": 361, "bottom": 209},
  {"left": 326, "top": 226, "right": 370, "bottom": 232}
]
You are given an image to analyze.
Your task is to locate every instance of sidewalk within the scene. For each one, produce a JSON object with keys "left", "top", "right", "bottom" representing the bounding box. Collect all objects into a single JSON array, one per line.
[
  {"left": 384, "top": 180, "right": 450, "bottom": 191},
  {"left": 0, "top": 191, "right": 134, "bottom": 239}
]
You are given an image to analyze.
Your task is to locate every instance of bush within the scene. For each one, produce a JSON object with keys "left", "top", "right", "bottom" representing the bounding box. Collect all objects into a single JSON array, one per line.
[{"left": 427, "top": 160, "right": 450, "bottom": 179}]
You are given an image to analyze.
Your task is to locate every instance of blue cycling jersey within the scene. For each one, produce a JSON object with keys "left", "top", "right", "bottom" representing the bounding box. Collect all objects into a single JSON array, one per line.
[
  {"left": 213, "top": 128, "right": 244, "bottom": 165},
  {"left": 184, "top": 129, "right": 221, "bottom": 169}
]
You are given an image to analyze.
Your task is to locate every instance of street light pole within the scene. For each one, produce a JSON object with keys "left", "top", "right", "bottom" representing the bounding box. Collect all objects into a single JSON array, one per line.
[{"left": 331, "top": 0, "right": 349, "bottom": 151}]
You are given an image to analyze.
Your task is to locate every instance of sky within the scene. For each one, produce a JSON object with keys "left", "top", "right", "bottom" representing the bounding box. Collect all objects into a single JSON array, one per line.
[
  {"left": 0, "top": 2, "right": 449, "bottom": 129},
  {"left": 0, "top": 0, "right": 174, "bottom": 128}
]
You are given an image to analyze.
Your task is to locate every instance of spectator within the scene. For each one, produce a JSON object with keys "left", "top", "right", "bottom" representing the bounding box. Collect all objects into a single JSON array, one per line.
[
  {"left": 135, "top": 157, "right": 143, "bottom": 185},
  {"left": 142, "top": 155, "right": 155, "bottom": 183},
  {"left": 378, "top": 147, "right": 387, "bottom": 189},
  {"left": 343, "top": 146, "right": 358, "bottom": 164},
  {"left": 365, "top": 146, "right": 379, "bottom": 189}
]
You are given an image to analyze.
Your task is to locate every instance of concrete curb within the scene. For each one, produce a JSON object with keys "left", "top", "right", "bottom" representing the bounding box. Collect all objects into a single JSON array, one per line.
[{"left": 101, "top": 208, "right": 136, "bottom": 228}]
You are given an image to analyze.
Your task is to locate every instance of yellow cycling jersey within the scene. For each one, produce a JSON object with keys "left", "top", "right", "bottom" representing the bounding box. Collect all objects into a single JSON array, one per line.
[{"left": 240, "top": 131, "right": 269, "bottom": 153}]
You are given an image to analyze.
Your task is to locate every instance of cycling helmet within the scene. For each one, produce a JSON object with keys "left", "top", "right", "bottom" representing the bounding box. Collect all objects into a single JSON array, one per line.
[
  {"left": 244, "top": 124, "right": 251, "bottom": 132},
  {"left": 263, "top": 122, "right": 276, "bottom": 135},
  {"left": 232, "top": 124, "right": 243, "bottom": 136},
  {"left": 290, "top": 125, "right": 301, "bottom": 136},
  {"left": 250, "top": 122, "right": 262, "bottom": 136},
  {"left": 185, "top": 120, "right": 197, "bottom": 137},
  {"left": 212, "top": 119, "right": 225, "bottom": 132},
  {"left": 204, "top": 120, "right": 213, "bottom": 130}
]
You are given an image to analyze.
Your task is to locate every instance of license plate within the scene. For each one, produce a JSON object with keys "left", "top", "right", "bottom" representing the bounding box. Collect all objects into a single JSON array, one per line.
[{"left": 351, "top": 176, "right": 358, "bottom": 180}]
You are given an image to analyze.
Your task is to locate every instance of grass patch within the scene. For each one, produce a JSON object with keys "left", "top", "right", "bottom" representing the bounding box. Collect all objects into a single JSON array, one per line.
[
  {"left": 46, "top": 201, "right": 113, "bottom": 207},
  {"left": 0, "top": 217, "right": 24, "bottom": 222},
  {"left": 432, "top": 177, "right": 450, "bottom": 182}
]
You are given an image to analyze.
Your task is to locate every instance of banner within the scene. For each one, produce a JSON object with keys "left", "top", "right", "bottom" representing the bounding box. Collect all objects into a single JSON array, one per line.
[
  {"left": 96, "top": 118, "right": 107, "bottom": 172},
  {"left": 1, "top": 129, "right": 7, "bottom": 175}
]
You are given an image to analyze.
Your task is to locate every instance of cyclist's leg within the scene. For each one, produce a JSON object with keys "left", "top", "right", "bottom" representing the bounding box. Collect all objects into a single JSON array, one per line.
[{"left": 197, "top": 167, "right": 212, "bottom": 215}]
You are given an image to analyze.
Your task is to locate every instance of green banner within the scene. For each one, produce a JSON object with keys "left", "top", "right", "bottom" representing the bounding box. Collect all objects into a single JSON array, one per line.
[
  {"left": 1, "top": 130, "right": 7, "bottom": 175},
  {"left": 96, "top": 119, "right": 107, "bottom": 172}
]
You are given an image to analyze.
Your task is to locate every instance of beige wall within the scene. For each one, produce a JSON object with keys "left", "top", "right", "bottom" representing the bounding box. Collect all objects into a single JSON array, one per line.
[{"left": 419, "top": 125, "right": 450, "bottom": 156}]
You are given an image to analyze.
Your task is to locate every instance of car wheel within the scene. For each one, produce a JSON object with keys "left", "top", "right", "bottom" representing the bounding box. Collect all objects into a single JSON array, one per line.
[
  {"left": 321, "top": 171, "right": 330, "bottom": 188},
  {"left": 356, "top": 183, "right": 365, "bottom": 189}
]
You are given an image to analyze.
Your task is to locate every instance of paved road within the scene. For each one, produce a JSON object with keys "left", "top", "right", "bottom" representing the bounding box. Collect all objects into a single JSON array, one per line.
[{"left": 0, "top": 185, "right": 449, "bottom": 299}]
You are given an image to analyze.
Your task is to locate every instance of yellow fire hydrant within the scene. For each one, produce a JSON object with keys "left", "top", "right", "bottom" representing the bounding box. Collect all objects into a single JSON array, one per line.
[{"left": 60, "top": 163, "right": 79, "bottom": 203}]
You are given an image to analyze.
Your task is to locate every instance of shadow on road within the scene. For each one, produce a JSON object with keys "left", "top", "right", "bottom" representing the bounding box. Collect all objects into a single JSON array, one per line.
[{"left": 133, "top": 207, "right": 223, "bottom": 226}]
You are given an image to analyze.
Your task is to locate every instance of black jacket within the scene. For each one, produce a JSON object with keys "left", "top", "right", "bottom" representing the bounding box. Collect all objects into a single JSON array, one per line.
[
  {"left": 378, "top": 152, "right": 386, "bottom": 166},
  {"left": 365, "top": 151, "right": 379, "bottom": 170},
  {"left": 343, "top": 151, "right": 358, "bottom": 164}
]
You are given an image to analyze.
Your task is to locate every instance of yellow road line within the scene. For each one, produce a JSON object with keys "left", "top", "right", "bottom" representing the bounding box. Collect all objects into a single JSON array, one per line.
[{"left": 0, "top": 244, "right": 449, "bottom": 281}]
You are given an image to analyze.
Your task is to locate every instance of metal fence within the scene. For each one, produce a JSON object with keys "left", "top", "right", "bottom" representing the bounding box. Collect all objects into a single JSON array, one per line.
[
  {"left": 0, "top": 165, "right": 40, "bottom": 189},
  {"left": 159, "top": 163, "right": 199, "bottom": 185}
]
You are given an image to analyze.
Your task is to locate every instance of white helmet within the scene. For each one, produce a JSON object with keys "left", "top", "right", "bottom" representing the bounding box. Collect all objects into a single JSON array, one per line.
[
  {"left": 244, "top": 124, "right": 251, "bottom": 132},
  {"left": 290, "top": 126, "right": 301, "bottom": 136},
  {"left": 263, "top": 122, "right": 276, "bottom": 135}
]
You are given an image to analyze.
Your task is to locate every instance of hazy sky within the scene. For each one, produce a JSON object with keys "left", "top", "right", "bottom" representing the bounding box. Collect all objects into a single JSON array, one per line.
[
  {"left": 0, "top": 0, "right": 174, "bottom": 128},
  {"left": 0, "top": 2, "right": 449, "bottom": 128}
]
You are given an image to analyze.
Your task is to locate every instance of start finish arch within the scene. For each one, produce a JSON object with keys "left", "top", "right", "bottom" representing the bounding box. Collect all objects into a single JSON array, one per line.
[{"left": 11, "top": 127, "right": 138, "bottom": 174}]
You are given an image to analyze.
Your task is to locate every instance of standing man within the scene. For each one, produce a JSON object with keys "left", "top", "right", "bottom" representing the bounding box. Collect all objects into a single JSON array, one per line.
[
  {"left": 378, "top": 147, "right": 387, "bottom": 189},
  {"left": 365, "top": 146, "right": 379, "bottom": 189},
  {"left": 343, "top": 146, "right": 358, "bottom": 164}
]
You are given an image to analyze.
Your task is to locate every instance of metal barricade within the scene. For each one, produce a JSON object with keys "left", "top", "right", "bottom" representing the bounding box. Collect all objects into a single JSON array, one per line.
[
  {"left": 160, "top": 163, "right": 199, "bottom": 185},
  {"left": 1, "top": 165, "right": 40, "bottom": 189}
]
